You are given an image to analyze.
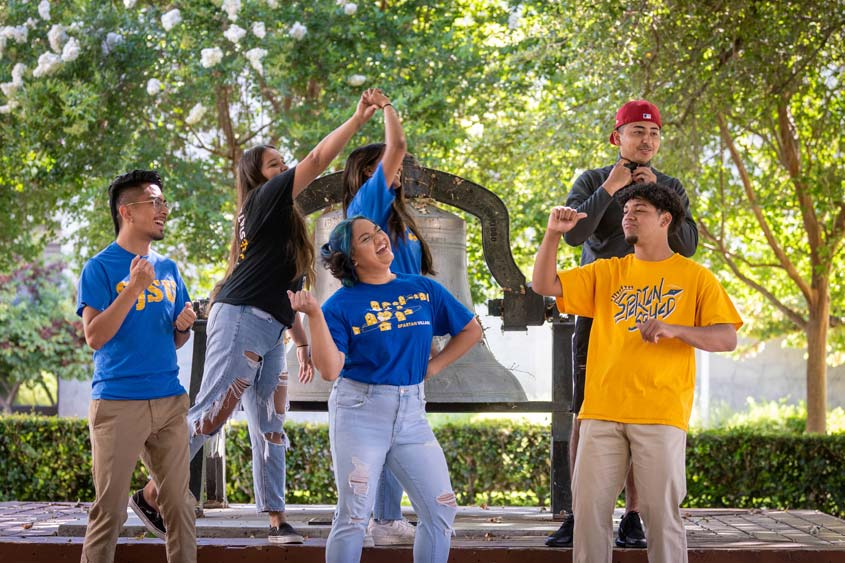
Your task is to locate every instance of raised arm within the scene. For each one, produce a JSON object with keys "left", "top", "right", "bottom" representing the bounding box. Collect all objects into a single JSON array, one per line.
[
  {"left": 532, "top": 207, "right": 587, "bottom": 297},
  {"left": 287, "top": 290, "right": 344, "bottom": 381},
  {"left": 563, "top": 161, "right": 632, "bottom": 247},
  {"left": 369, "top": 90, "right": 406, "bottom": 188},
  {"left": 292, "top": 90, "right": 379, "bottom": 198},
  {"left": 666, "top": 178, "right": 699, "bottom": 257},
  {"left": 82, "top": 256, "right": 154, "bottom": 350}
]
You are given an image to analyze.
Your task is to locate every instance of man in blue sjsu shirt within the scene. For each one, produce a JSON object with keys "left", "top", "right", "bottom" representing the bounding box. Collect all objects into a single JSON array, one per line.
[{"left": 76, "top": 170, "right": 196, "bottom": 563}]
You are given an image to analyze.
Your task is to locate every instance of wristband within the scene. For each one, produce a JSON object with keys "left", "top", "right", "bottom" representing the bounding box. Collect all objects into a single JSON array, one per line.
[
  {"left": 382, "top": 103, "right": 393, "bottom": 110},
  {"left": 175, "top": 327, "right": 190, "bottom": 334},
  {"left": 297, "top": 344, "right": 310, "bottom": 348}
]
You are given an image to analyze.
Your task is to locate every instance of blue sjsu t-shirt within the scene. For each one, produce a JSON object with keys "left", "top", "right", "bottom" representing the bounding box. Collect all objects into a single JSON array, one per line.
[
  {"left": 322, "top": 273, "right": 474, "bottom": 386},
  {"left": 76, "top": 242, "right": 190, "bottom": 400},
  {"left": 347, "top": 162, "right": 422, "bottom": 275}
]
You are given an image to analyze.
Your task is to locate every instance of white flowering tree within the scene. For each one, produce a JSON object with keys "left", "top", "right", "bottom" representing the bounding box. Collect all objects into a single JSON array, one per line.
[{"left": 0, "top": 0, "right": 543, "bottom": 291}]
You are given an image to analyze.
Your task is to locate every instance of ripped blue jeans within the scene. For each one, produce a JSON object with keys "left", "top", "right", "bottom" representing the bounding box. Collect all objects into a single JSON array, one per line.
[
  {"left": 188, "top": 303, "right": 289, "bottom": 513},
  {"left": 326, "top": 378, "right": 457, "bottom": 563}
]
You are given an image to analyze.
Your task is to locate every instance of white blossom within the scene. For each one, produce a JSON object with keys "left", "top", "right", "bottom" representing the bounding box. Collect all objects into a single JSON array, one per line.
[
  {"left": 200, "top": 47, "right": 223, "bottom": 68},
  {"left": 289, "top": 22, "right": 307, "bottom": 40},
  {"left": 61, "top": 36, "right": 80, "bottom": 62},
  {"left": 146, "top": 78, "right": 162, "bottom": 96},
  {"left": 26, "top": 18, "right": 39, "bottom": 29},
  {"left": 68, "top": 21, "right": 83, "bottom": 33},
  {"left": 266, "top": 0, "right": 278, "bottom": 7},
  {"left": 245, "top": 47, "right": 267, "bottom": 75},
  {"left": 223, "top": 24, "right": 246, "bottom": 44},
  {"left": 2, "top": 25, "right": 29, "bottom": 44},
  {"left": 222, "top": 0, "right": 241, "bottom": 22},
  {"left": 101, "top": 32, "right": 123, "bottom": 55},
  {"left": 0, "top": 101, "right": 19, "bottom": 113},
  {"left": 123, "top": 0, "right": 137, "bottom": 8},
  {"left": 347, "top": 74, "right": 366, "bottom": 86},
  {"left": 161, "top": 9, "right": 182, "bottom": 31},
  {"left": 343, "top": 3, "right": 357, "bottom": 15},
  {"left": 38, "top": 0, "right": 51, "bottom": 21},
  {"left": 508, "top": 6, "right": 523, "bottom": 30},
  {"left": 185, "top": 102, "right": 207, "bottom": 125},
  {"left": 11, "top": 63, "right": 26, "bottom": 85},
  {"left": 252, "top": 22, "right": 266, "bottom": 39},
  {"left": 47, "top": 24, "right": 67, "bottom": 53},
  {"left": 32, "top": 52, "right": 62, "bottom": 77},
  {"left": 1, "top": 82, "right": 18, "bottom": 98}
]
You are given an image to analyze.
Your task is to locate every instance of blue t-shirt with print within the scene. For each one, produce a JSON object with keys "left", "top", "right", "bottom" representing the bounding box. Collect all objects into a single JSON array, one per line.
[
  {"left": 76, "top": 242, "right": 190, "bottom": 400},
  {"left": 347, "top": 162, "right": 423, "bottom": 275},
  {"left": 322, "top": 273, "right": 474, "bottom": 386}
]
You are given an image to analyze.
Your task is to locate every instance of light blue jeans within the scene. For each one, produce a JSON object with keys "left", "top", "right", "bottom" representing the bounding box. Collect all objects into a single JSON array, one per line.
[
  {"left": 188, "top": 302, "right": 289, "bottom": 513},
  {"left": 326, "top": 378, "right": 457, "bottom": 563},
  {"left": 374, "top": 466, "right": 405, "bottom": 521}
]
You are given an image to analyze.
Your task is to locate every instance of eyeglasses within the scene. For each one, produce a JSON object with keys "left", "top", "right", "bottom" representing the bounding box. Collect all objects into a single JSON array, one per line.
[{"left": 124, "top": 197, "right": 171, "bottom": 211}]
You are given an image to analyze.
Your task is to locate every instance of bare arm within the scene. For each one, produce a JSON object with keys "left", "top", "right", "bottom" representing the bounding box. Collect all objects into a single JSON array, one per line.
[
  {"left": 532, "top": 207, "right": 587, "bottom": 297},
  {"left": 288, "top": 290, "right": 344, "bottom": 381},
  {"left": 173, "top": 302, "right": 196, "bottom": 350},
  {"left": 292, "top": 90, "right": 379, "bottom": 198},
  {"left": 289, "top": 313, "right": 314, "bottom": 384},
  {"left": 636, "top": 320, "right": 737, "bottom": 352},
  {"left": 82, "top": 256, "right": 154, "bottom": 350},
  {"left": 369, "top": 90, "right": 406, "bottom": 187},
  {"left": 426, "top": 318, "right": 482, "bottom": 378}
]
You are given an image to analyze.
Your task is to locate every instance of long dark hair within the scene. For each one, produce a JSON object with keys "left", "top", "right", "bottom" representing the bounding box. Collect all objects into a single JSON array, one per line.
[
  {"left": 212, "top": 145, "right": 315, "bottom": 301},
  {"left": 340, "top": 143, "right": 434, "bottom": 275}
]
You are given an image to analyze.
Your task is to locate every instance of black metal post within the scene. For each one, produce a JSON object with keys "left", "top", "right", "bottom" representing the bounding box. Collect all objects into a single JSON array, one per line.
[
  {"left": 187, "top": 318, "right": 207, "bottom": 503},
  {"left": 550, "top": 317, "right": 574, "bottom": 519}
]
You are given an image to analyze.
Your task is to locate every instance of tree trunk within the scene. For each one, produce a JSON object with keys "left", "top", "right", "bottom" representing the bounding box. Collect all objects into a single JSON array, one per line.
[
  {"left": 0, "top": 379, "right": 21, "bottom": 413},
  {"left": 805, "top": 282, "right": 830, "bottom": 434}
]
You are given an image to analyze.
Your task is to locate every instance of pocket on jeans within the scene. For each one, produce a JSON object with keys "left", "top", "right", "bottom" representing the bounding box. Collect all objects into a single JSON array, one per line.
[{"left": 335, "top": 389, "right": 368, "bottom": 409}]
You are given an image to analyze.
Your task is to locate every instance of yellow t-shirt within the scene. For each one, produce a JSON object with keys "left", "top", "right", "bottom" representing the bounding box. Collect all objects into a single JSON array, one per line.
[{"left": 556, "top": 253, "right": 742, "bottom": 431}]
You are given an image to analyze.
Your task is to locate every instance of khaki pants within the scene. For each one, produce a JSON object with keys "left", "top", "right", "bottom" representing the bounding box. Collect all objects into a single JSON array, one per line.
[
  {"left": 81, "top": 394, "right": 196, "bottom": 563},
  {"left": 573, "top": 419, "right": 687, "bottom": 563}
]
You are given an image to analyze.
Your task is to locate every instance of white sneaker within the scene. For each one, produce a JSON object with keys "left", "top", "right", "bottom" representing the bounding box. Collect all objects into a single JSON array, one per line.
[{"left": 367, "top": 518, "right": 416, "bottom": 546}]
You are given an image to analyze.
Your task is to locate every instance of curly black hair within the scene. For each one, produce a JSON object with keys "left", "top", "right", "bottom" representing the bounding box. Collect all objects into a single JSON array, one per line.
[
  {"left": 616, "top": 182, "right": 685, "bottom": 235},
  {"left": 107, "top": 170, "right": 163, "bottom": 236}
]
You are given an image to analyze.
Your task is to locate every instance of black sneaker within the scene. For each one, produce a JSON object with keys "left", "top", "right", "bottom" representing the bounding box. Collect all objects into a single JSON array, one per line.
[
  {"left": 616, "top": 510, "right": 647, "bottom": 548},
  {"left": 268, "top": 522, "right": 304, "bottom": 544},
  {"left": 128, "top": 489, "right": 166, "bottom": 539},
  {"left": 545, "top": 513, "right": 574, "bottom": 547}
]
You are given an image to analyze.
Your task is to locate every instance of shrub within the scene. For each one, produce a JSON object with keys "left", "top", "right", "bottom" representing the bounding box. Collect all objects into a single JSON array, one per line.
[{"left": 2, "top": 414, "right": 843, "bottom": 517}]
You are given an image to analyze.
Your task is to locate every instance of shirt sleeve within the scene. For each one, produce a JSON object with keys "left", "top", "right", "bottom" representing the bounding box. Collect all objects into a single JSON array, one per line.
[
  {"left": 322, "top": 300, "right": 351, "bottom": 355},
  {"left": 695, "top": 270, "right": 743, "bottom": 330},
  {"left": 563, "top": 168, "right": 615, "bottom": 247},
  {"left": 426, "top": 278, "right": 475, "bottom": 337},
  {"left": 346, "top": 163, "right": 394, "bottom": 228},
  {"left": 76, "top": 260, "right": 112, "bottom": 317},
  {"left": 555, "top": 263, "right": 598, "bottom": 317}
]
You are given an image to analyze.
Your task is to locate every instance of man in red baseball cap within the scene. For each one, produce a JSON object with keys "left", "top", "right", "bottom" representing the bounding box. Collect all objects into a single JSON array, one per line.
[{"left": 544, "top": 100, "right": 699, "bottom": 550}]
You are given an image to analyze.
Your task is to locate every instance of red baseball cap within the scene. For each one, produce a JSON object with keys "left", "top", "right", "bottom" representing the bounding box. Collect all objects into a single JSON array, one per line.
[{"left": 609, "top": 100, "right": 662, "bottom": 145}]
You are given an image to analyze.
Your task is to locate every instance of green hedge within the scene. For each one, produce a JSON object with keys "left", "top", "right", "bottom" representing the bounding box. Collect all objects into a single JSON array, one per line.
[{"left": 2, "top": 415, "right": 844, "bottom": 517}]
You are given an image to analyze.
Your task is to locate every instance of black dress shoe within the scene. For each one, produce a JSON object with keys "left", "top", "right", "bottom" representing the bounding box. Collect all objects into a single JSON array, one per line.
[
  {"left": 616, "top": 511, "right": 647, "bottom": 548},
  {"left": 545, "top": 513, "right": 574, "bottom": 547}
]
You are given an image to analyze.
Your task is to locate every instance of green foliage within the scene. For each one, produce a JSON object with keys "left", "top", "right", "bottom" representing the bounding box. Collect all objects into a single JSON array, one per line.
[
  {"left": 0, "top": 259, "right": 90, "bottom": 410},
  {"left": 3, "top": 414, "right": 845, "bottom": 518}
]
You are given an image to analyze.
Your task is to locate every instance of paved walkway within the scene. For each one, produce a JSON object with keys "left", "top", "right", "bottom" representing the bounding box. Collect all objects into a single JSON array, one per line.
[{"left": 3, "top": 501, "right": 845, "bottom": 550}]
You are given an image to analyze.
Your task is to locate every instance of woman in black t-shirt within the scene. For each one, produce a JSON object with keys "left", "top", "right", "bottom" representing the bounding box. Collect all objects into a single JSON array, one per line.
[{"left": 137, "top": 91, "right": 381, "bottom": 545}]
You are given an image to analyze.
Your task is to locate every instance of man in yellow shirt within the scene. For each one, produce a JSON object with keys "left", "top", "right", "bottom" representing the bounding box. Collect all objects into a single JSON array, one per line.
[{"left": 532, "top": 183, "right": 742, "bottom": 563}]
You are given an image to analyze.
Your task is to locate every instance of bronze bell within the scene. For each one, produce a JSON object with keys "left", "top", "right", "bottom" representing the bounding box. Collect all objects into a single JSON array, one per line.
[{"left": 286, "top": 202, "right": 527, "bottom": 403}]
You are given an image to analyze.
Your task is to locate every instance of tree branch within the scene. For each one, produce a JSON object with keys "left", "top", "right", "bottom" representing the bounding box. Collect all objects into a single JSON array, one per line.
[
  {"left": 716, "top": 112, "right": 813, "bottom": 302},
  {"left": 699, "top": 222, "right": 806, "bottom": 329}
]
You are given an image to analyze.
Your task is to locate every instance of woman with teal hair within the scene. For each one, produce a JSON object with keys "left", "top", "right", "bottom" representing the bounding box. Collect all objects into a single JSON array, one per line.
[{"left": 289, "top": 215, "right": 481, "bottom": 563}]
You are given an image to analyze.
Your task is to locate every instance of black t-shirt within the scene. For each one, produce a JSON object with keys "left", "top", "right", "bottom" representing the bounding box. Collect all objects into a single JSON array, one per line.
[{"left": 214, "top": 167, "right": 302, "bottom": 327}]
